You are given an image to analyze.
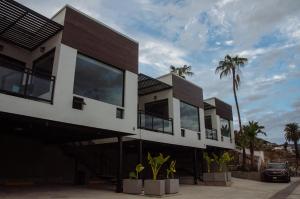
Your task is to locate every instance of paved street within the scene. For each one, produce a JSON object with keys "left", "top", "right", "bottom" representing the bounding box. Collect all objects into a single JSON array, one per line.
[{"left": 0, "top": 178, "right": 299, "bottom": 199}]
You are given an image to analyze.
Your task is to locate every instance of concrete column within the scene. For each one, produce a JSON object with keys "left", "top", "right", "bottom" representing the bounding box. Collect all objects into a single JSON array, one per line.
[
  {"left": 116, "top": 136, "right": 123, "bottom": 193},
  {"left": 193, "top": 148, "right": 198, "bottom": 185}
]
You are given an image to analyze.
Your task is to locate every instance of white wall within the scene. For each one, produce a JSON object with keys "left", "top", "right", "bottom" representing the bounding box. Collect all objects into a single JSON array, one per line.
[
  {"left": 132, "top": 96, "right": 205, "bottom": 149},
  {"left": 0, "top": 44, "right": 138, "bottom": 136}
]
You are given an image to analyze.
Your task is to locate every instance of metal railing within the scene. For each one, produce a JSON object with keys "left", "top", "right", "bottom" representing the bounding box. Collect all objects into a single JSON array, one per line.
[
  {"left": 138, "top": 110, "right": 173, "bottom": 135},
  {"left": 206, "top": 128, "right": 218, "bottom": 140},
  {"left": 0, "top": 64, "right": 56, "bottom": 104}
]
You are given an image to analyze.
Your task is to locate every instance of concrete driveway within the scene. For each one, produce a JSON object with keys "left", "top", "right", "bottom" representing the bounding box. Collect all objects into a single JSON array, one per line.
[{"left": 0, "top": 178, "right": 299, "bottom": 199}]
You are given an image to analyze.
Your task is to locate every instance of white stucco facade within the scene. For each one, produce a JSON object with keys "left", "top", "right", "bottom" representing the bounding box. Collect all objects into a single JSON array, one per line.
[{"left": 0, "top": 42, "right": 138, "bottom": 135}]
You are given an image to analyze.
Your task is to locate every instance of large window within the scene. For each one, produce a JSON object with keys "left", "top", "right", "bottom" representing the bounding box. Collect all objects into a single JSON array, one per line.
[
  {"left": 180, "top": 101, "right": 200, "bottom": 132},
  {"left": 0, "top": 54, "right": 25, "bottom": 95},
  {"left": 73, "top": 54, "right": 124, "bottom": 106},
  {"left": 220, "top": 118, "right": 231, "bottom": 137}
]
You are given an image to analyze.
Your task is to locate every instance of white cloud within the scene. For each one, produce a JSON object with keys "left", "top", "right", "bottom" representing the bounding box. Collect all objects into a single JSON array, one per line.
[
  {"left": 225, "top": 40, "right": 234, "bottom": 45},
  {"left": 139, "top": 39, "right": 189, "bottom": 73},
  {"left": 288, "top": 64, "right": 296, "bottom": 69}
]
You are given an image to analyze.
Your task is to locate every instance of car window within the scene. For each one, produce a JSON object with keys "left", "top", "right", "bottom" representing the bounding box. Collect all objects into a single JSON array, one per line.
[{"left": 267, "top": 163, "right": 286, "bottom": 169}]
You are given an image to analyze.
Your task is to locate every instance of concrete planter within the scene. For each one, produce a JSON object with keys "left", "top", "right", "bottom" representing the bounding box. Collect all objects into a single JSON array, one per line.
[
  {"left": 214, "top": 172, "right": 227, "bottom": 182},
  {"left": 123, "top": 179, "right": 143, "bottom": 194},
  {"left": 144, "top": 179, "right": 165, "bottom": 196},
  {"left": 227, "top": 172, "right": 232, "bottom": 181},
  {"left": 165, "top": 179, "right": 179, "bottom": 194},
  {"left": 203, "top": 172, "right": 231, "bottom": 186},
  {"left": 203, "top": 173, "right": 215, "bottom": 182}
]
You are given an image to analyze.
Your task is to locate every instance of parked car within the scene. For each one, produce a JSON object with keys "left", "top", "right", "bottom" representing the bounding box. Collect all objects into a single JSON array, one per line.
[{"left": 261, "top": 162, "right": 290, "bottom": 183}]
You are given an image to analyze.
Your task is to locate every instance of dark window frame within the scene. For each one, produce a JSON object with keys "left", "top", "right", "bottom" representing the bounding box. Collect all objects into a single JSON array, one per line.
[
  {"left": 205, "top": 115, "right": 213, "bottom": 130},
  {"left": 144, "top": 98, "right": 169, "bottom": 119},
  {"left": 180, "top": 100, "right": 201, "bottom": 132},
  {"left": 73, "top": 52, "right": 125, "bottom": 107},
  {"left": 0, "top": 53, "right": 55, "bottom": 104},
  {"left": 32, "top": 48, "right": 56, "bottom": 76},
  {"left": 0, "top": 53, "right": 26, "bottom": 96}
]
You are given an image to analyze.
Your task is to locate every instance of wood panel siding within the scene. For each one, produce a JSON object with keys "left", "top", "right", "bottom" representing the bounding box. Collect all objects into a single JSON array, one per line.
[
  {"left": 215, "top": 98, "right": 233, "bottom": 120},
  {"left": 61, "top": 7, "right": 138, "bottom": 74},
  {"left": 172, "top": 74, "right": 204, "bottom": 108}
]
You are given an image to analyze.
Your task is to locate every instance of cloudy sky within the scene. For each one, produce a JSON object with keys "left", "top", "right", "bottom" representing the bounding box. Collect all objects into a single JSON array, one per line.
[{"left": 17, "top": 0, "right": 300, "bottom": 144}]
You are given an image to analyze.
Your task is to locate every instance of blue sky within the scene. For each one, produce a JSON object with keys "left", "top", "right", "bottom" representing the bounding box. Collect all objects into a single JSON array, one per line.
[{"left": 18, "top": 0, "right": 300, "bottom": 144}]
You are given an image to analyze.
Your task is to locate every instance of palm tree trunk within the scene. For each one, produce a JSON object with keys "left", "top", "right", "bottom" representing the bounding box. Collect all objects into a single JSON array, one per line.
[
  {"left": 242, "top": 148, "right": 246, "bottom": 170},
  {"left": 233, "top": 70, "right": 245, "bottom": 168},
  {"left": 294, "top": 141, "right": 299, "bottom": 173},
  {"left": 250, "top": 141, "right": 254, "bottom": 171}
]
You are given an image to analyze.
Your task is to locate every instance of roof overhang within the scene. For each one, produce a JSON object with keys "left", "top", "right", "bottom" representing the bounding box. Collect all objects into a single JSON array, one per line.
[
  {"left": 138, "top": 73, "right": 172, "bottom": 96},
  {"left": 0, "top": 0, "right": 63, "bottom": 50},
  {"left": 204, "top": 102, "right": 216, "bottom": 110}
]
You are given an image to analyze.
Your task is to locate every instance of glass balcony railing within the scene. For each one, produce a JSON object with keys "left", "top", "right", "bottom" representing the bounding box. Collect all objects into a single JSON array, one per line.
[
  {"left": 138, "top": 111, "right": 173, "bottom": 135},
  {"left": 0, "top": 64, "right": 55, "bottom": 104},
  {"left": 206, "top": 128, "right": 218, "bottom": 140}
]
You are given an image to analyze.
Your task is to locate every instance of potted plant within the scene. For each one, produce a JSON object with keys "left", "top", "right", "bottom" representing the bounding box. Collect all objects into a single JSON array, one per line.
[
  {"left": 165, "top": 160, "right": 179, "bottom": 194},
  {"left": 203, "top": 152, "right": 233, "bottom": 185},
  {"left": 123, "top": 163, "right": 144, "bottom": 194},
  {"left": 144, "top": 153, "right": 169, "bottom": 196},
  {"left": 203, "top": 152, "right": 215, "bottom": 182}
]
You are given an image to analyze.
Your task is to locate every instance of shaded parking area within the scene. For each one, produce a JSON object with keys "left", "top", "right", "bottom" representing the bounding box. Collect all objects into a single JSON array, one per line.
[{"left": 0, "top": 178, "right": 299, "bottom": 199}]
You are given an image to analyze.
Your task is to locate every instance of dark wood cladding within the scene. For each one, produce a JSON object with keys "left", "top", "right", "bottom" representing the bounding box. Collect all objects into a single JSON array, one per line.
[
  {"left": 215, "top": 98, "right": 233, "bottom": 120},
  {"left": 61, "top": 7, "right": 138, "bottom": 74},
  {"left": 172, "top": 75, "right": 204, "bottom": 108}
]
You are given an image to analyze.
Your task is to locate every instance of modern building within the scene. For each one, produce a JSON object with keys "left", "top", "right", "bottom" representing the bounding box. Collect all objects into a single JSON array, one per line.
[
  {"left": 0, "top": 0, "right": 235, "bottom": 192},
  {"left": 204, "top": 98, "right": 235, "bottom": 150}
]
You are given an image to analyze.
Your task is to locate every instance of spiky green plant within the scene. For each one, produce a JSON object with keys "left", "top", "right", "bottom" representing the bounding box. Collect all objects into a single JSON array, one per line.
[
  {"left": 203, "top": 152, "right": 214, "bottom": 173},
  {"left": 129, "top": 163, "right": 144, "bottom": 179},
  {"left": 147, "top": 153, "right": 170, "bottom": 180},
  {"left": 212, "top": 152, "right": 234, "bottom": 172},
  {"left": 166, "top": 160, "right": 176, "bottom": 179}
]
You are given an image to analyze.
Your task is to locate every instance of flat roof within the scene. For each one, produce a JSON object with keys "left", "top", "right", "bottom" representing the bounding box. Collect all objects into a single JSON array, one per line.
[{"left": 0, "top": 0, "right": 63, "bottom": 50}]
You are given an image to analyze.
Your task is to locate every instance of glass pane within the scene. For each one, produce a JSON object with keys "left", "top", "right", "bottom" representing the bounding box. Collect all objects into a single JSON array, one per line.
[
  {"left": 145, "top": 114, "right": 152, "bottom": 129},
  {"left": 164, "top": 120, "right": 172, "bottom": 133},
  {"left": 27, "top": 74, "right": 53, "bottom": 101},
  {"left": 33, "top": 50, "right": 55, "bottom": 75},
  {"left": 138, "top": 112, "right": 145, "bottom": 128},
  {"left": 73, "top": 54, "right": 124, "bottom": 106},
  {"left": 153, "top": 116, "right": 163, "bottom": 131},
  {"left": 0, "top": 66, "right": 24, "bottom": 94},
  {"left": 180, "top": 101, "right": 200, "bottom": 132}
]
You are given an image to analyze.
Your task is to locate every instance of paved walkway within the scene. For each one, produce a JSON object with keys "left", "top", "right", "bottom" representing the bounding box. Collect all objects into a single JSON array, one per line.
[
  {"left": 0, "top": 178, "right": 299, "bottom": 199},
  {"left": 268, "top": 179, "right": 300, "bottom": 199}
]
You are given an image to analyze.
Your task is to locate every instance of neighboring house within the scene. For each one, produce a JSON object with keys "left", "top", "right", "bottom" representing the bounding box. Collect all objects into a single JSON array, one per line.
[
  {"left": 235, "top": 149, "right": 265, "bottom": 171},
  {"left": 204, "top": 98, "right": 235, "bottom": 150},
  {"left": 0, "top": 0, "right": 235, "bottom": 191}
]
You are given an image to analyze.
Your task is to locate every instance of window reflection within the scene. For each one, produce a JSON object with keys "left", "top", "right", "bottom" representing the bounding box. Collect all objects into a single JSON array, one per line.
[
  {"left": 73, "top": 54, "right": 124, "bottom": 106},
  {"left": 220, "top": 118, "right": 231, "bottom": 137},
  {"left": 180, "top": 101, "right": 200, "bottom": 132}
]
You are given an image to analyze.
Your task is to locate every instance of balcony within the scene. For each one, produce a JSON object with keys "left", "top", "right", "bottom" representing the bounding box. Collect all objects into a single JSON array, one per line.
[
  {"left": 138, "top": 111, "right": 173, "bottom": 135},
  {"left": 206, "top": 128, "right": 218, "bottom": 140},
  {"left": 0, "top": 64, "right": 55, "bottom": 104}
]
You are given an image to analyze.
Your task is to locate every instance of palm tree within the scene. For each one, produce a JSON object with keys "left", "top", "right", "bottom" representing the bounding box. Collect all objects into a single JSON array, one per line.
[
  {"left": 284, "top": 123, "right": 300, "bottom": 170},
  {"left": 235, "top": 130, "right": 249, "bottom": 169},
  {"left": 215, "top": 54, "right": 248, "bottom": 168},
  {"left": 170, "top": 65, "right": 194, "bottom": 79},
  {"left": 243, "top": 121, "right": 266, "bottom": 170}
]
